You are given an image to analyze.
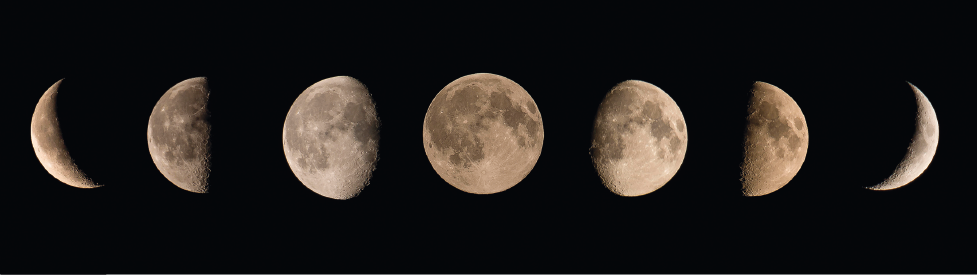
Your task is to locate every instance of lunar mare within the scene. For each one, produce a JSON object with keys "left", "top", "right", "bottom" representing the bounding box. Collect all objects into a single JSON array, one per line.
[
  {"left": 868, "top": 82, "right": 939, "bottom": 191},
  {"left": 422, "top": 73, "right": 544, "bottom": 194},
  {"left": 590, "top": 80, "right": 688, "bottom": 196},
  {"left": 30, "top": 79, "right": 100, "bottom": 188},
  {"left": 148, "top": 77, "right": 212, "bottom": 193},
  {"left": 740, "top": 81, "right": 809, "bottom": 197},
  {"left": 283, "top": 76, "right": 379, "bottom": 200}
]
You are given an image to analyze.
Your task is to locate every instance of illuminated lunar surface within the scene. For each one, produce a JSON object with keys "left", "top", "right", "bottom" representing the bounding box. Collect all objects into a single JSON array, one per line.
[
  {"left": 30, "top": 79, "right": 100, "bottom": 188},
  {"left": 590, "top": 80, "right": 687, "bottom": 197},
  {"left": 422, "top": 73, "right": 544, "bottom": 194},
  {"left": 283, "top": 76, "right": 379, "bottom": 200},
  {"left": 148, "top": 77, "right": 212, "bottom": 193},
  {"left": 740, "top": 81, "right": 809, "bottom": 197},
  {"left": 867, "top": 82, "right": 939, "bottom": 191}
]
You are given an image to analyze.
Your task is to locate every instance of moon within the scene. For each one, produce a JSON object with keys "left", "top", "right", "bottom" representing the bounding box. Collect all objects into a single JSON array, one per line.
[
  {"left": 147, "top": 77, "right": 212, "bottom": 193},
  {"left": 30, "top": 79, "right": 101, "bottom": 188},
  {"left": 590, "top": 80, "right": 688, "bottom": 196},
  {"left": 740, "top": 81, "right": 809, "bottom": 197},
  {"left": 283, "top": 76, "right": 380, "bottom": 200},
  {"left": 422, "top": 73, "right": 544, "bottom": 194},
  {"left": 867, "top": 82, "right": 939, "bottom": 191}
]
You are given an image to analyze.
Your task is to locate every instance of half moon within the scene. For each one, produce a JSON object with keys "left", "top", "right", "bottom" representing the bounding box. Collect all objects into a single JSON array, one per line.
[
  {"left": 147, "top": 77, "right": 212, "bottom": 193},
  {"left": 30, "top": 79, "right": 101, "bottom": 188},
  {"left": 740, "top": 81, "right": 809, "bottom": 197},
  {"left": 867, "top": 82, "right": 939, "bottom": 191},
  {"left": 590, "top": 80, "right": 688, "bottom": 197}
]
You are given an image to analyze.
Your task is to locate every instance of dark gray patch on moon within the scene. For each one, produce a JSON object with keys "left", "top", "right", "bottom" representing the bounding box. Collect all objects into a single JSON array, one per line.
[
  {"left": 669, "top": 135, "right": 683, "bottom": 152},
  {"left": 787, "top": 134, "right": 802, "bottom": 151},
  {"left": 914, "top": 135, "right": 928, "bottom": 149},
  {"left": 491, "top": 91, "right": 539, "bottom": 147},
  {"left": 756, "top": 101, "right": 779, "bottom": 120},
  {"left": 148, "top": 77, "right": 211, "bottom": 193}
]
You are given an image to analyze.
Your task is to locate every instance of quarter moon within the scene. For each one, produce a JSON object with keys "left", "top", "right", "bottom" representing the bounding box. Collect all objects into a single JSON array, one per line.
[
  {"left": 283, "top": 76, "right": 380, "bottom": 200},
  {"left": 590, "top": 80, "right": 688, "bottom": 196},
  {"left": 147, "top": 77, "right": 212, "bottom": 193},
  {"left": 30, "top": 79, "right": 101, "bottom": 188},
  {"left": 867, "top": 82, "right": 939, "bottom": 191},
  {"left": 422, "top": 73, "right": 544, "bottom": 194},
  {"left": 740, "top": 81, "right": 809, "bottom": 197}
]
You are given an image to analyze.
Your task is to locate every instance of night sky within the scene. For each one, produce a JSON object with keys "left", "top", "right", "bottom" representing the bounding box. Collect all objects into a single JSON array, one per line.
[{"left": 6, "top": 4, "right": 974, "bottom": 273}]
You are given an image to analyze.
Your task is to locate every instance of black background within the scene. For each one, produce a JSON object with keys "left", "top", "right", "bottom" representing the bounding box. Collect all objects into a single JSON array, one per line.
[{"left": 5, "top": 3, "right": 974, "bottom": 274}]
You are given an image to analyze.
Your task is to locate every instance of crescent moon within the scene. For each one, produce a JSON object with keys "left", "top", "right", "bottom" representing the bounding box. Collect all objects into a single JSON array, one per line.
[
  {"left": 867, "top": 82, "right": 939, "bottom": 191},
  {"left": 30, "top": 79, "right": 100, "bottom": 188}
]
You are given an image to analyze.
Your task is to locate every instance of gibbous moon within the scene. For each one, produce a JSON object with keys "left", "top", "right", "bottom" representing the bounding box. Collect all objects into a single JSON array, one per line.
[
  {"left": 283, "top": 76, "right": 380, "bottom": 200},
  {"left": 30, "top": 79, "right": 101, "bottom": 188},
  {"left": 867, "top": 82, "right": 939, "bottom": 191},
  {"left": 740, "top": 81, "right": 809, "bottom": 197},
  {"left": 422, "top": 73, "right": 544, "bottom": 194},
  {"left": 590, "top": 80, "right": 688, "bottom": 196},
  {"left": 148, "top": 77, "right": 212, "bottom": 193}
]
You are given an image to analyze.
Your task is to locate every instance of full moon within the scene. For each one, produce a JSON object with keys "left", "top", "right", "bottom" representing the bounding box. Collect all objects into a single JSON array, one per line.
[
  {"left": 590, "top": 80, "right": 688, "bottom": 197},
  {"left": 283, "top": 76, "right": 380, "bottom": 200},
  {"left": 740, "top": 81, "right": 809, "bottom": 197},
  {"left": 867, "top": 82, "right": 939, "bottom": 191},
  {"left": 422, "top": 73, "right": 544, "bottom": 194},
  {"left": 30, "top": 79, "right": 101, "bottom": 188},
  {"left": 147, "top": 77, "right": 212, "bottom": 193}
]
